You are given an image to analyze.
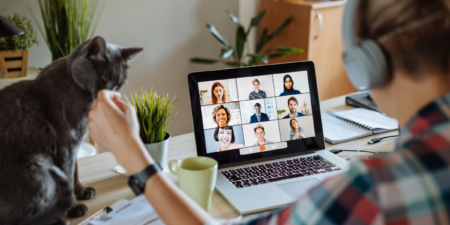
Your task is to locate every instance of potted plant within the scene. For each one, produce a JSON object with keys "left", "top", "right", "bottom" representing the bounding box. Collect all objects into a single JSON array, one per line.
[
  {"left": 191, "top": 10, "right": 303, "bottom": 67},
  {"left": 0, "top": 14, "right": 37, "bottom": 79},
  {"left": 126, "top": 88, "right": 178, "bottom": 171},
  {"left": 36, "top": 0, "right": 103, "bottom": 61}
]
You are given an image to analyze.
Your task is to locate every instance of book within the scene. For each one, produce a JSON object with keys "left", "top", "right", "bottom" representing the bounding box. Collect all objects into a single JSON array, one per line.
[
  {"left": 345, "top": 92, "right": 381, "bottom": 113},
  {"left": 321, "top": 108, "right": 398, "bottom": 144}
]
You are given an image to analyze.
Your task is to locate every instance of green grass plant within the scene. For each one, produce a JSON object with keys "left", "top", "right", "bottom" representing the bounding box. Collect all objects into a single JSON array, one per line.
[
  {"left": 34, "top": 0, "right": 103, "bottom": 61},
  {"left": 0, "top": 14, "right": 37, "bottom": 51},
  {"left": 126, "top": 88, "right": 178, "bottom": 144}
]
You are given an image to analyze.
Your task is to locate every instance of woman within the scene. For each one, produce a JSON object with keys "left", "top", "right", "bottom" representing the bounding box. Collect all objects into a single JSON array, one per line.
[
  {"left": 212, "top": 105, "right": 231, "bottom": 128},
  {"left": 279, "top": 74, "right": 301, "bottom": 96},
  {"left": 289, "top": 119, "right": 307, "bottom": 140},
  {"left": 208, "top": 82, "right": 227, "bottom": 104},
  {"left": 88, "top": 0, "right": 450, "bottom": 223},
  {"left": 214, "top": 126, "right": 244, "bottom": 151}
]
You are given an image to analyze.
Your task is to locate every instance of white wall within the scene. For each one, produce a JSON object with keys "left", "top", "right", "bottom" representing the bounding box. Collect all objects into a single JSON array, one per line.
[{"left": 0, "top": 0, "right": 261, "bottom": 138}]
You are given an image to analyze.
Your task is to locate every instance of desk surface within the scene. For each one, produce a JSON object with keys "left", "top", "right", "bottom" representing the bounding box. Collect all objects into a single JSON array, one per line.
[{"left": 69, "top": 94, "right": 399, "bottom": 224}]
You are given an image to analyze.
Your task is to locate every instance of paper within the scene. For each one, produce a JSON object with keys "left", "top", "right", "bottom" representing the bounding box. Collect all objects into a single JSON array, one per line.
[
  {"left": 322, "top": 113, "right": 371, "bottom": 143},
  {"left": 334, "top": 108, "right": 398, "bottom": 130},
  {"left": 88, "top": 195, "right": 163, "bottom": 225},
  {"left": 111, "top": 165, "right": 128, "bottom": 176}
]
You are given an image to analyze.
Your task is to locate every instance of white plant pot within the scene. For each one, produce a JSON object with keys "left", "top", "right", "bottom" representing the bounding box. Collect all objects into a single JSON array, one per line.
[{"left": 144, "top": 133, "right": 171, "bottom": 171}]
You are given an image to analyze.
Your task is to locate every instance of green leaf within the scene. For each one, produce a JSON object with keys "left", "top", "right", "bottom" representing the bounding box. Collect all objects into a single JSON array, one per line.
[
  {"left": 226, "top": 10, "right": 242, "bottom": 27},
  {"left": 256, "top": 28, "right": 267, "bottom": 53},
  {"left": 236, "top": 26, "right": 246, "bottom": 61},
  {"left": 246, "top": 10, "right": 266, "bottom": 37},
  {"left": 220, "top": 48, "right": 234, "bottom": 59},
  {"left": 225, "top": 62, "right": 242, "bottom": 67},
  {"left": 273, "top": 47, "right": 303, "bottom": 53},
  {"left": 206, "top": 24, "right": 230, "bottom": 47},
  {"left": 190, "top": 58, "right": 219, "bottom": 64},
  {"left": 267, "top": 17, "right": 293, "bottom": 42},
  {"left": 250, "top": 11, "right": 266, "bottom": 27},
  {"left": 247, "top": 53, "right": 269, "bottom": 64}
]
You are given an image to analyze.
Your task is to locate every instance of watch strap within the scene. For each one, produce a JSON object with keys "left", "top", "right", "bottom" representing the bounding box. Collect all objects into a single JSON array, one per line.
[{"left": 128, "top": 163, "right": 162, "bottom": 195}]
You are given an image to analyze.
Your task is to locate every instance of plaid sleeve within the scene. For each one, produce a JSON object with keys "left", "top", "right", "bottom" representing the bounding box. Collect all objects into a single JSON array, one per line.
[{"left": 231, "top": 160, "right": 381, "bottom": 225}]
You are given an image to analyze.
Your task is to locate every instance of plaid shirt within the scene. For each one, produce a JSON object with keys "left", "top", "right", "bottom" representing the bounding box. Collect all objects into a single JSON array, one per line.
[{"left": 213, "top": 93, "right": 450, "bottom": 225}]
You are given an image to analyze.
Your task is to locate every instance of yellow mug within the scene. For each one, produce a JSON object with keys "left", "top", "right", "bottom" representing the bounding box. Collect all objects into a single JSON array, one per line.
[{"left": 168, "top": 157, "right": 218, "bottom": 210}]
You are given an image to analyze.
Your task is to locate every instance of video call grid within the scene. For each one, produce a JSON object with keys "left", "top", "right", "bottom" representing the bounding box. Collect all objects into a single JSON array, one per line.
[{"left": 199, "top": 72, "right": 315, "bottom": 153}]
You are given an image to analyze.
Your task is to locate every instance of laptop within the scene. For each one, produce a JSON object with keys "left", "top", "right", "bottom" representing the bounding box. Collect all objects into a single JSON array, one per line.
[{"left": 187, "top": 61, "right": 350, "bottom": 214}]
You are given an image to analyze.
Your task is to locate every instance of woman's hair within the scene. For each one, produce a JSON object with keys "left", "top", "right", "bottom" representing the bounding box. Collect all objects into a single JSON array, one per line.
[
  {"left": 214, "top": 126, "right": 235, "bottom": 143},
  {"left": 282, "top": 75, "right": 296, "bottom": 95},
  {"left": 356, "top": 0, "right": 450, "bottom": 78},
  {"left": 289, "top": 118, "right": 299, "bottom": 132},
  {"left": 252, "top": 79, "right": 260, "bottom": 85},
  {"left": 211, "top": 82, "right": 227, "bottom": 104},
  {"left": 212, "top": 105, "right": 231, "bottom": 124},
  {"left": 253, "top": 124, "right": 265, "bottom": 133}
]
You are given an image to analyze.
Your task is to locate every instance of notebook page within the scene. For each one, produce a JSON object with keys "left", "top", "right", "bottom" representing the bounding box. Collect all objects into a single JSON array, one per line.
[
  {"left": 334, "top": 108, "right": 398, "bottom": 130},
  {"left": 322, "top": 113, "right": 372, "bottom": 143}
]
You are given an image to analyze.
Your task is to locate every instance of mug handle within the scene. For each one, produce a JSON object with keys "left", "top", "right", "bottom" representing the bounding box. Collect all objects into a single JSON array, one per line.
[{"left": 168, "top": 159, "right": 179, "bottom": 175}]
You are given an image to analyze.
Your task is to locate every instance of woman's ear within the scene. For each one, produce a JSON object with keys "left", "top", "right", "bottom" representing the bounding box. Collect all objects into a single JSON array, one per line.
[{"left": 122, "top": 48, "right": 144, "bottom": 62}]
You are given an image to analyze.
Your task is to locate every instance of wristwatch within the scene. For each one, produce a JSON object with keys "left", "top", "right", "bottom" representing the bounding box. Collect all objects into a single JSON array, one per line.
[{"left": 128, "top": 163, "right": 162, "bottom": 195}]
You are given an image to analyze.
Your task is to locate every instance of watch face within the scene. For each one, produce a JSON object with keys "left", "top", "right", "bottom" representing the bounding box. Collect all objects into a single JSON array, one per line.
[{"left": 128, "top": 176, "right": 143, "bottom": 195}]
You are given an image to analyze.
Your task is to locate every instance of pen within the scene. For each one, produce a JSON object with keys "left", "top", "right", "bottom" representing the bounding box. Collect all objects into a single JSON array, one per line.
[
  {"left": 346, "top": 149, "right": 362, "bottom": 160},
  {"left": 77, "top": 206, "right": 112, "bottom": 225}
]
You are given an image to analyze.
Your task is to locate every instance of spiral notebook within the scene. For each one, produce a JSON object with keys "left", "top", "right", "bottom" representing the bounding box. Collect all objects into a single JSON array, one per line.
[{"left": 321, "top": 108, "right": 398, "bottom": 144}]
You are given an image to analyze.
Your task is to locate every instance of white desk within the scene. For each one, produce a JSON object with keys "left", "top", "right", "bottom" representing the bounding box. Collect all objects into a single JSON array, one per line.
[{"left": 68, "top": 93, "right": 398, "bottom": 224}]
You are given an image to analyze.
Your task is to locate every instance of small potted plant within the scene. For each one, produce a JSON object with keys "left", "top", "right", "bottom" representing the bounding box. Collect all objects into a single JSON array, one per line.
[
  {"left": 0, "top": 14, "right": 37, "bottom": 79},
  {"left": 126, "top": 88, "right": 178, "bottom": 171}
]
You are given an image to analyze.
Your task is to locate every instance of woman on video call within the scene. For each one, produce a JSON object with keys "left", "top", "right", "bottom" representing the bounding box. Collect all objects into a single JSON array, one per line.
[
  {"left": 214, "top": 126, "right": 244, "bottom": 152},
  {"left": 88, "top": 0, "right": 450, "bottom": 224},
  {"left": 208, "top": 82, "right": 227, "bottom": 104},
  {"left": 212, "top": 105, "right": 231, "bottom": 128},
  {"left": 279, "top": 74, "right": 301, "bottom": 96},
  {"left": 289, "top": 118, "right": 307, "bottom": 140}
]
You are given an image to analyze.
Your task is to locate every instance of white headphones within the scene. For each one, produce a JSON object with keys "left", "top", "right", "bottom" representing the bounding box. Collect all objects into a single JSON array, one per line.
[{"left": 342, "top": 0, "right": 388, "bottom": 91}]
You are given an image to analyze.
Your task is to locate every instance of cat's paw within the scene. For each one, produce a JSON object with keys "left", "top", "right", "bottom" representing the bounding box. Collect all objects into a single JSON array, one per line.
[
  {"left": 66, "top": 203, "right": 88, "bottom": 218},
  {"left": 76, "top": 186, "right": 96, "bottom": 200}
]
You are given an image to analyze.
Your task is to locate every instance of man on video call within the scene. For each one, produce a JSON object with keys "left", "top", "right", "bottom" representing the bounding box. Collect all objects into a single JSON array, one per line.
[
  {"left": 283, "top": 96, "right": 305, "bottom": 118},
  {"left": 250, "top": 103, "right": 269, "bottom": 123}
]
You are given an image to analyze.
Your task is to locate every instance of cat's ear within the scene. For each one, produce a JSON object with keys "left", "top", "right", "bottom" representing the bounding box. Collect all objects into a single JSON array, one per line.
[
  {"left": 87, "top": 36, "right": 107, "bottom": 62},
  {"left": 121, "top": 48, "right": 143, "bottom": 63}
]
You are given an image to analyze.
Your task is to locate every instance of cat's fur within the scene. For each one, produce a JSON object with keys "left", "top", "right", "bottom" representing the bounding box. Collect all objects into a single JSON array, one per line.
[{"left": 0, "top": 37, "right": 143, "bottom": 225}]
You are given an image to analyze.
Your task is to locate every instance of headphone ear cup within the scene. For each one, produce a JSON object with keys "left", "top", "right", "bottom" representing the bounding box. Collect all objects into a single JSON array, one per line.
[
  {"left": 342, "top": 40, "right": 388, "bottom": 91},
  {"left": 360, "top": 40, "right": 388, "bottom": 89}
]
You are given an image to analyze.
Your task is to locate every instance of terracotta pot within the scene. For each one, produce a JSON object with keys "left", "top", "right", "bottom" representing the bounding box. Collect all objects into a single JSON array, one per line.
[{"left": 0, "top": 50, "right": 29, "bottom": 79}]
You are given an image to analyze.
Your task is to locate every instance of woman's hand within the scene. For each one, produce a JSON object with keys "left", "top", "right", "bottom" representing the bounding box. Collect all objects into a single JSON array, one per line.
[
  {"left": 88, "top": 90, "right": 154, "bottom": 174},
  {"left": 293, "top": 133, "right": 299, "bottom": 140},
  {"left": 299, "top": 133, "right": 306, "bottom": 138}
]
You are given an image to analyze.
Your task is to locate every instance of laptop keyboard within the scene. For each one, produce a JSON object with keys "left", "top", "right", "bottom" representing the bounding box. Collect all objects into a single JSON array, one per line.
[{"left": 221, "top": 155, "right": 341, "bottom": 188}]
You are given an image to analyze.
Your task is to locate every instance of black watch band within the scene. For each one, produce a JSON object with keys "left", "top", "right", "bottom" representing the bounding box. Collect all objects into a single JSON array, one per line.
[{"left": 128, "top": 163, "right": 162, "bottom": 195}]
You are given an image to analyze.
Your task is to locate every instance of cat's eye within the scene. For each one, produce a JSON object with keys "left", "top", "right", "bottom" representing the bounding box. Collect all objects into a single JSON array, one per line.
[{"left": 100, "top": 77, "right": 108, "bottom": 84}]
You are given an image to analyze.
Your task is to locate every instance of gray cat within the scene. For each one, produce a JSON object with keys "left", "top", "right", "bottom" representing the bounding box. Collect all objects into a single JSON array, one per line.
[{"left": 0, "top": 36, "right": 143, "bottom": 225}]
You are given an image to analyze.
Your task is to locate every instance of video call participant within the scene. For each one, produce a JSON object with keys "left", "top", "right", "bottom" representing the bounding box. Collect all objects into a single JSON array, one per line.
[
  {"left": 212, "top": 104, "right": 231, "bottom": 128},
  {"left": 249, "top": 79, "right": 267, "bottom": 100},
  {"left": 279, "top": 74, "right": 301, "bottom": 96},
  {"left": 208, "top": 82, "right": 227, "bottom": 104},
  {"left": 250, "top": 103, "right": 269, "bottom": 123},
  {"left": 214, "top": 126, "right": 244, "bottom": 151},
  {"left": 283, "top": 96, "right": 305, "bottom": 118},
  {"left": 253, "top": 124, "right": 273, "bottom": 146},
  {"left": 289, "top": 118, "right": 307, "bottom": 140}
]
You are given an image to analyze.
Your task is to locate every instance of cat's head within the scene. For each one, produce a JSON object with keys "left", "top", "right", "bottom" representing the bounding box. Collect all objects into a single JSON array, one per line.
[{"left": 68, "top": 36, "right": 143, "bottom": 98}]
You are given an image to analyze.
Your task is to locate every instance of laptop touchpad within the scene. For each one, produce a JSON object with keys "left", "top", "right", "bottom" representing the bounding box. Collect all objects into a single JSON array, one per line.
[{"left": 277, "top": 178, "right": 321, "bottom": 199}]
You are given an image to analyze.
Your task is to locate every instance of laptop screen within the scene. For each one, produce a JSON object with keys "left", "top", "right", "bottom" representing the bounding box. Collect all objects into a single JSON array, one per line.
[{"left": 188, "top": 62, "right": 325, "bottom": 168}]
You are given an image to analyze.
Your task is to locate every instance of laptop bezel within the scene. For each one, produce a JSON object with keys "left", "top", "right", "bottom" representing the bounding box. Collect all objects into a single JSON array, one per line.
[{"left": 188, "top": 61, "right": 326, "bottom": 169}]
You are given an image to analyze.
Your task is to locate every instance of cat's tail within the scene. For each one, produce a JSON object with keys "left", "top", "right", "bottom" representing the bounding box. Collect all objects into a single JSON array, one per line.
[{"left": 19, "top": 165, "right": 73, "bottom": 225}]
